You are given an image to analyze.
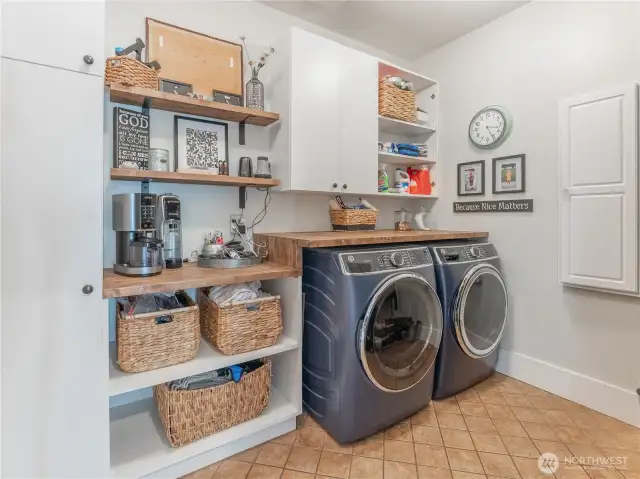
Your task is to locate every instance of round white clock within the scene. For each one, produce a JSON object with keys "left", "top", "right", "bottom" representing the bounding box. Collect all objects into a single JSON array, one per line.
[{"left": 469, "top": 106, "right": 512, "bottom": 149}]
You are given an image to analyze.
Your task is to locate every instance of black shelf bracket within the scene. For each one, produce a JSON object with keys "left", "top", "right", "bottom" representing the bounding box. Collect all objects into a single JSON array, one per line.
[
  {"left": 239, "top": 121, "right": 246, "bottom": 145},
  {"left": 239, "top": 186, "right": 246, "bottom": 209},
  {"left": 141, "top": 178, "right": 151, "bottom": 193}
]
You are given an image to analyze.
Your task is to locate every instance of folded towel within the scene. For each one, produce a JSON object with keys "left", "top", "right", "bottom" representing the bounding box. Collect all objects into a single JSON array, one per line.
[
  {"left": 397, "top": 143, "right": 419, "bottom": 151},
  {"left": 398, "top": 148, "right": 420, "bottom": 157}
]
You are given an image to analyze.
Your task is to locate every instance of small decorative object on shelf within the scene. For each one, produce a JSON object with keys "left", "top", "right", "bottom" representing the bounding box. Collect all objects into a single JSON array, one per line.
[
  {"left": 457, "top": 160, "right": 485, "bottom": 196},
  {"left": 149, "top": 148, "right": 169, "bottom": 172},
  {"left": 113, "top": 107, "right": 150, "bottom": 169},
  {"left": 174, "top": 116, "right": 229, "bottom": 174},
  {"left": 394, "top": 208, "right": 413, "bottom": 231},
  {"left": 213, "top": 91, "right": 242, "bottom": 106},
  {"left": 159, "top": 78, "right": 193, "bottom": 96},
  {"left": 240, "top": 36, "right": 275, "bottom": 111}
]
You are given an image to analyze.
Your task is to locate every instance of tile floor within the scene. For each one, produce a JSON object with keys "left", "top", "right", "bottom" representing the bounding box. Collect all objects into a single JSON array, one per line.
[{"left": 184, "top": 373, "right": 640, "bottom": 479}]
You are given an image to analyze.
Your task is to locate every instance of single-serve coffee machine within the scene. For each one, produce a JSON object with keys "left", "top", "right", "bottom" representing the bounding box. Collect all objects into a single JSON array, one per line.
[
  {"left": 155, "top": 194, "right": 183, "bottom": 269},
  {"left": 112, "top": 193, "right": 164, "bottom": 277}
]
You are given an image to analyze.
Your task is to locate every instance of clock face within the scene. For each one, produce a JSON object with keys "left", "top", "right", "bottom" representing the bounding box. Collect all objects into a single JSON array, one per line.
[{"left": 469, "top": 107, "right": 509, "bottom": 148}]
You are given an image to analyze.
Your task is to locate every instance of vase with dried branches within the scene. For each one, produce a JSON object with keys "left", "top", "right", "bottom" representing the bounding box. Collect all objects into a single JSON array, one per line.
[{"left": 240, "top": 36, "right": 275, "bottom": 111}]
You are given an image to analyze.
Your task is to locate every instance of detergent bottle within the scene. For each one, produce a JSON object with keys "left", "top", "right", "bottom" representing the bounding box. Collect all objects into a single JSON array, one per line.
[
  {"left": 394, "top": 168, "right": 410, "bottom": 194},
  {"left": 408, "top": 166, "right": 431, "bottom": 195}
]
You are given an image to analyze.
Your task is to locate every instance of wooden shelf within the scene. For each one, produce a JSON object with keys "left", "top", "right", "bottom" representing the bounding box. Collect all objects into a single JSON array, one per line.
[
  {"left": 109, "top": 84, "right": 280, "bottom": 126},
  {"left": 379, "top": 115, "right": 436, "bottom": 137},
  {"left": 110, "top": 168, "right": 280, "bottom": 188},
  {"left": 378, "top": 151, "right": 435, "bottom": 167},
  {"left": 372, "top": 192, "right": 438, "bottom": 199},
  {"left": 103, "top": 262, "right": 299, "bottom": 299}
]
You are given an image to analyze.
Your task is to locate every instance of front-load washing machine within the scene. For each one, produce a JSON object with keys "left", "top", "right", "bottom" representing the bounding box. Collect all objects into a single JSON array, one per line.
[
  {"left": 302, "top": 244, "right": 443, "bottom": 443},
  {"left": 430, "top": 242, "right": 508, "bottom": 399}
]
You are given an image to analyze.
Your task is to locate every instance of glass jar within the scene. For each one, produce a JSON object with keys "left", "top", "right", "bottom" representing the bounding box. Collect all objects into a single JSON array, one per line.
[
  {"left": 394, "top": 208, "right": 413, "bottom": 231},
  {"left": 246, "top": 76, "right": 265, "bottom": 111}
]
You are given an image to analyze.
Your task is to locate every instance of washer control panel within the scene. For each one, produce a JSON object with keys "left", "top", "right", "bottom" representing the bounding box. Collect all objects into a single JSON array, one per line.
[
  {"left": 435, "top": 243, "right": 497, "bottom": 263},
  {"left": 340, "top": 246, "right": 433, "bottom": 275}
]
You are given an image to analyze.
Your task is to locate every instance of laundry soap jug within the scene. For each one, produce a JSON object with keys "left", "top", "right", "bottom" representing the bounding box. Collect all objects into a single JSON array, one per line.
[
  {"left": 408, "top": 166, "right": 431, "bottom": 195},
  {"left": 378, "top": 163, "right": 389, "bottom": 192}
]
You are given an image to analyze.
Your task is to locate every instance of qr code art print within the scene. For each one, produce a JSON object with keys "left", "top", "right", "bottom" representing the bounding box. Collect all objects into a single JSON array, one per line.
[{"left": 186, "top": 128, "right": 219, "bottom": 169}]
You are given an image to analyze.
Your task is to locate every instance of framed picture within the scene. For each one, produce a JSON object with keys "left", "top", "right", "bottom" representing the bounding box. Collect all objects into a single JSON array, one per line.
[
  {"left": 492, "top": 154, "right": 526, "bottom": 194},
  {"left": 174, "top": 116, "right": 228, "bottom": 173},
  {"left": 457, "top": 160, "right": 485, "bottom": 196}
]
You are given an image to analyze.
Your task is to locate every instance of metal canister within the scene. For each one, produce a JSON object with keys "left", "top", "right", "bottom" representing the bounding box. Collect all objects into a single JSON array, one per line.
[{"left": 149, "top": 148, "right": 170, "bottom": 172}]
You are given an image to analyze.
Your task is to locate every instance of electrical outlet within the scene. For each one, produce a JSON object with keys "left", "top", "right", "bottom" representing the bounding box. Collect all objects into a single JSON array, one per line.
[{"left": 230, "top": 214, "right": 246, "bottom": 235}]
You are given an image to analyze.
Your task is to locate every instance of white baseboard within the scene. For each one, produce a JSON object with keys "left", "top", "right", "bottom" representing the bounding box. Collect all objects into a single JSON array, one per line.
[{"left": 496, "top": 349, "right": 639, "bottom": 427}]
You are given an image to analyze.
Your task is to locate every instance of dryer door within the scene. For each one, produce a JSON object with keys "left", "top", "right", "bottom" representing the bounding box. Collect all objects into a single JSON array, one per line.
[
  {"left": 358, "top": 272, "right": 443, "bottom": 392},
  {"left": 453, "top": 264, "right": 508, "bottom": 359}
]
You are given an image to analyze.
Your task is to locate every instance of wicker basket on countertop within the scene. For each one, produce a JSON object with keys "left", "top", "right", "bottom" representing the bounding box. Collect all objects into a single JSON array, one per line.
[
  {"left": 330, "top": 209, "right": 378, "bottom": 231},
  {"left": 154, "top": 360, "right": 271, "bottom": 447},
  {"left": 105, "top": 56, "right": 159, "bottom": 90},
  {"left": 378, "top": 76, "right": 416, "bottom": 123}
]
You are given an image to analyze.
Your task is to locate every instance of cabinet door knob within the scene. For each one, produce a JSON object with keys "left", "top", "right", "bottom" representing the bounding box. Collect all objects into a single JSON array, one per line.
[
  {"left": 332, "top": 183, "right": 338, "bottom": 188},
  {"left": 343, "top": 184, "right": 348, "bottom": 190},
  {"left": 83, "top": 55, "right": 95, "bottom": 65},
  {"left": 82, "top": 285, "right": 94, "bottom": 295}
]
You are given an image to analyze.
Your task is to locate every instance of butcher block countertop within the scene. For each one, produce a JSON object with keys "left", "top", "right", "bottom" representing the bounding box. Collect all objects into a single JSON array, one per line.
[{"left": 253, "top": 229, "right": 489, "bottom": 272}]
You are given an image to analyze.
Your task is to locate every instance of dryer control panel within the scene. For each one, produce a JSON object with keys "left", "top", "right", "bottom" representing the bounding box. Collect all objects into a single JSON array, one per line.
[
  {"left": 433, "top": 243, "right": 497, "bottom": 263},
  {"left": 339, "top": 246, "right": 433, "bottom": 275}
]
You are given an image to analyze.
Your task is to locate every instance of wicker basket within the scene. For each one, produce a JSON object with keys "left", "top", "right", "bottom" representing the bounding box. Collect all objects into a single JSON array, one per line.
[
  {"left": 198, "top": 290, "right": 282, "bottom": 355},
  {"left": 154, "top": 360, "right": 271, "bottom": 447},
  {"left": 116, "top": 291, "right": 200, "bottom": 373},
  {"left": 330, "top": 209, "right": 378, "bottom": 231},
  {"left": 378, "top": 76, "right": 416, "bottom": 123},
  {"left": 105, "top": 56, "right": 159, "bottom": 90}
]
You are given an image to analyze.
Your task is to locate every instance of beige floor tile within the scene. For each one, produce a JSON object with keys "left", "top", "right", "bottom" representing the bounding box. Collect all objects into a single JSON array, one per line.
[
  {"left": 294, "top": 427, "right": 326, "bottom": 449},
  {"left": 478, "top": 391, "right": 507, "bottom": 406},
  {"left": 442, "top": 429, "right": 476, "bottom": 450},
  {"left": 566, "top": 411, "right": 602, "bottom": 430},
  {"left": 284, "top": 447, "right": 321, "bottom": 474},
  {"left": 351, "top": 437, "right": 384, "bottom": 459},
  {"left": 213, "top": 460, "right": 253, "bottom": 479},
  {"left": 553, "top": 426, "right": 592, "bottom": 445},
  {"left": 503, "top": 394, "right": 534, "bottom": 408},
  {"left": 465, "top": 416, "right": 497, "bottom": 434},
  {"left": 439, "top": 413, "right": 470, "bottom": 431},
  {"left": 470, "top": 433, "right": 507, "bottom": 454},
  {"left": 503, "top": 436, "right": 540, "bottom": 458},
  {"left": 460, "top": 403, "right": 490, "bottom": 418},
  {"left": 511, "top": 407, "right": 546, "bottom": 424},
  {"left": 415, "top": 444, "right": 450, "bottom": 468},
  {"left": 493, "top": 418, "right": 529, "bottom": 438},
  {"left": 246, "top": 464, "right": 283, "bottom": 479},
  {"left": 349, "top": 456, "right": 383, "bottom": 479},
  {"left": 584, "top": 467, "right": 626, "bottom": 479},
  {"left": 527, "top": 395, "right": 564, "bottom": 410},
  {"left": 255, "top": 443, "right": 292, "bottom": 468},
  {"left": 533, "top": 440, "right": 572, "bottom": 461},
  {"left": 385, "top": 440, "right": 417, "bottom": 463},
  {"left": 452, "top": 472, "right": 487, "bottom": 479},
  {"left": 413, "top": 406, "right": 440, "bottom": 427},
  {"left": 299, "top": 414, "right": 322, "bottom": 429},
  {"left": 316, "top": 451, "right": 351, "bottom": 479},
  {"left": 271, "top": 431, "right": 298, "bottom": 446},
  {"left": 322, "top": 435, "right": 353, "bottom": 454},
  {"left": 436, "top": 401, "right": 463, "bottom": 415},
  {"left": 232, "top": 446, "right": 263, "bottom": 463},
  {"left": 540, "top": 409, "right": 575, "bottom": 426},
  {"left": 385, "top": 422, "right": 414, "bottom": 442},
  {"left": 413, "top": 426, "right": 445, "bottom": 446},
  {"left": 599, "top": 448, "right": 640, "bottom": 472},
  {"left": 620, "top": 471, "right": 640, "bottom": 479},
  {"left": 565, "top": 444, "right": 605, "bottom": 463},
  {"left": 521, "top": 422, "right": 559, "bottom": 441},
  {"left": 478, "top": 452, "right": 519, "bottom": 478},
  {"left": 418, "top": 466, "right": 454, "bottom": 479},
  {"left": 385, "top": 460, "right": 419, "bottom": 479},
  {"left": 446, "top": 448, "right": 484, "bottom": 474},
  {"left": 184, "top": 463, "right": 221, "bottom": 479},
  {"left": 458, "top": 390, "right": 482, "bottom": 404},
  {"left": 280, "top": 471, "right": 313, "bottom": 479},
  {"left": 555, "top": 463, "right": 590, "bottom": 479},
  {"left": 485, "top": 404, "right": 516, "bottom": 420},
  {"left": 511, "top": 456, "right": 550, "bottom": 479}
]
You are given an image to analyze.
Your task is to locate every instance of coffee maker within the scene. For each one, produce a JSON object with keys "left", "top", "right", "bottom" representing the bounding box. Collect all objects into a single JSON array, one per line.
[
  {"left": 155, "top": 194, "right": 183, "bottom": 269},
  {"left": 112, "top": 193, "right": 164, "bottom": 277}
]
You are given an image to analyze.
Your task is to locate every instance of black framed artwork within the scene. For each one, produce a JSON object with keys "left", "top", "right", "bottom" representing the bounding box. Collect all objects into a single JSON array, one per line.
[
  {"left": 457, "top": 160, "right": 485, "bottom": 196},
  {"left": 492, "top": 154, "right": 526, "bottom": 194},
  {"left": 174, "top": 116, "right": 229, "bottom": 173}
]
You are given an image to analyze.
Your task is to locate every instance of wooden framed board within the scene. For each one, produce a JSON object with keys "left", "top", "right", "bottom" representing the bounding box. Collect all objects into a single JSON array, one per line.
[{"left": 146, "top": 18, "right": 244, "bottom": 100}]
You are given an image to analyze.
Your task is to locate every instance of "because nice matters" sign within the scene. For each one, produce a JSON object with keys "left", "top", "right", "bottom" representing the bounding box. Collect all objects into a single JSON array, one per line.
[{"left": 453, "top": 199, "right": 534, "bottom": 213}]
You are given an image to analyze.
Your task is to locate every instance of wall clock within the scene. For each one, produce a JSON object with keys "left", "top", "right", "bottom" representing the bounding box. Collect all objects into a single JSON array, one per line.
[{"left": 469, "top": 105, "right": 512, "bottom": 149}]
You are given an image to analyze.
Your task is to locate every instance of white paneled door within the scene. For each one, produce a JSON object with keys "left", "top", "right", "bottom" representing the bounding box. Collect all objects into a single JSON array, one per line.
[{"left": 559, "top": 84, "right": 638, "bottom": 293}]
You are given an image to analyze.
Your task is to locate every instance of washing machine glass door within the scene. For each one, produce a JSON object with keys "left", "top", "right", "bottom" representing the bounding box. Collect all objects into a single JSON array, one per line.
[
  {"left": 359, "top": 272, "right": 443, "bottom": 393},
  {"left": 453, "top": 263, "right": 508, "bottom": 359}
]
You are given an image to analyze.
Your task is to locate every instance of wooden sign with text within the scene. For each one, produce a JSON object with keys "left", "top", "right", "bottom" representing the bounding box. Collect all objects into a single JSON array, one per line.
[{"left": 453, "top": 199, "right": 534, "bottom": 213}]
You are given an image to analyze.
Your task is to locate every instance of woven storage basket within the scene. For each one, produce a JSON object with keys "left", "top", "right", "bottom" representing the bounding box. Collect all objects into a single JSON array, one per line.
[
  {"left": 378, "top": 76, "right": 416, "bottom": 123},
  {"left": 116, "top": 291, "right": 200, "bottom": 373},
  {"left": 198, "top": 290, "right": 282, "bottom": 355},
  {"left": 154, "top": 360, "right": 271, "bottom": 447},
  {"left": 105, "top": 56, "right": 159, "bottom": 90},
  {"left": 330, "top": 209, "right": 378, "bottom": 231}
]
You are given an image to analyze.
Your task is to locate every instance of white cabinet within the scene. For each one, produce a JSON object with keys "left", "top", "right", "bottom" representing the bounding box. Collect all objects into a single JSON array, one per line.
[
  {"left": 559, "top": 84, "right": 638, "bottom": 293},
  {"left": 1, "top": 59, "right": 108, "bottom": 477},
  {"left": 271, "top": 28, "right": 378, "bottom": 195},
  {"left": 1, "top": 1, "right": 105, "bottom": 76}
]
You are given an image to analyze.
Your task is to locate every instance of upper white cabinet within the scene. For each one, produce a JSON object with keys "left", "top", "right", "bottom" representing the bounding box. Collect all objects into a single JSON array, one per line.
[
  {"left": 559, "top": 84, "right": 638, "bottom": 293},
  {"left": 270, "top": 28, "right": 378, "bottom": 195},
  {"left": 1, "top": 1, "right": 105, "bottom": 76}
]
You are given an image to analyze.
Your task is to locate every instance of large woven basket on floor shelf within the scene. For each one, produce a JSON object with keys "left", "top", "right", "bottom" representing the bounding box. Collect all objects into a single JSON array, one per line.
[
  {"left": 330, "top": 209, "right": 378, "bottom": 231},
  {"left": 378, "top": 75, "right": 416, "bottom": 123},
  {"left": 198, "top": 289, "right": 282, "bottom": 355},
  {"left": 104, "top": 56, "right": 159, "bottom": 90},
  {"left": 116, "top": 291, "right": 200, "bottom": 373},
  {"left": 154, "top": 360, "right": 271, "bottom": 447}
]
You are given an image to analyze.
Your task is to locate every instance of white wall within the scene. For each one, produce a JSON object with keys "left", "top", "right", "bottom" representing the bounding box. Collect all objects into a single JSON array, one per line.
[{"left": 415, "top": 1, "right": 640, "bottom": 425}]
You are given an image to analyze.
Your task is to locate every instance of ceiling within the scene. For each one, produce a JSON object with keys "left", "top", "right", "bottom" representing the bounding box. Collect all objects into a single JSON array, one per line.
[{"left": 262, "top": 1, "right": 526, "bottom": 60}]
